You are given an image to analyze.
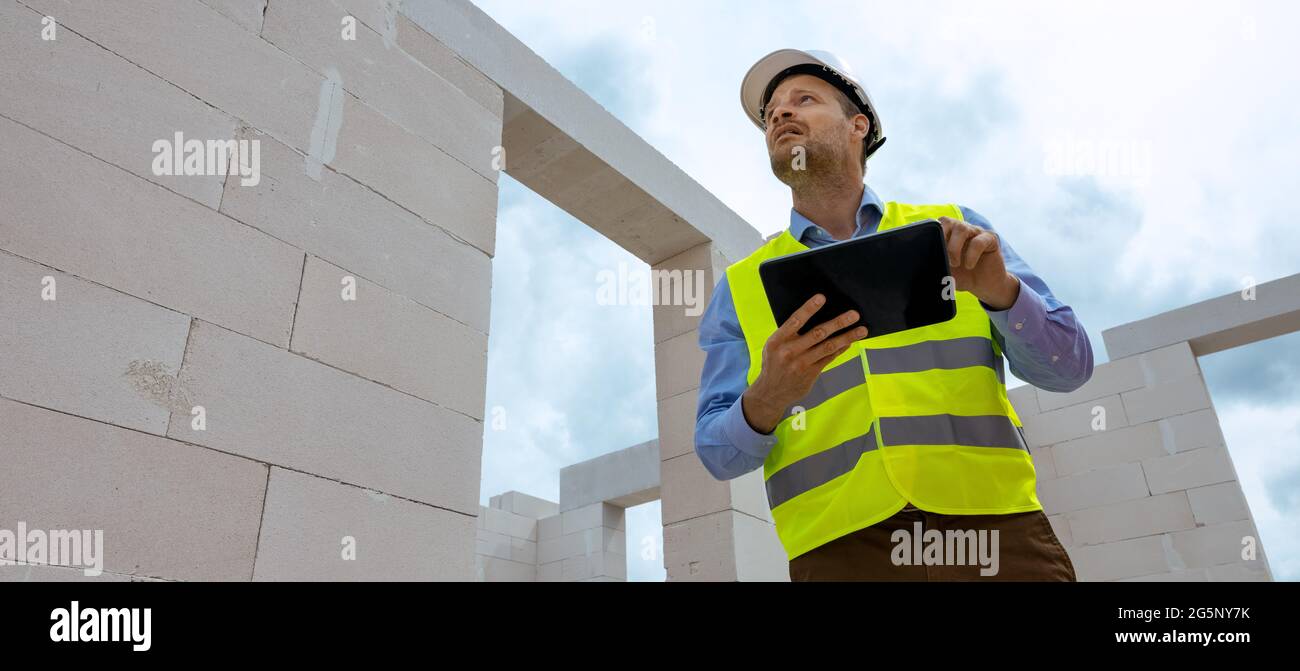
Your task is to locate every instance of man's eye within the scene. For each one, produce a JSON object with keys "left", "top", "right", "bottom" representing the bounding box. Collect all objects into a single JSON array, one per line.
[{"left": 801, "top": 95, "right": 813, "bottom": 103}]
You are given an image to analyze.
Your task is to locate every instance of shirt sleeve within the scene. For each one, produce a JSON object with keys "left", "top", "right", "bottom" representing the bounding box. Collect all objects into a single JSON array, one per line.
[
  {"left": 959, "top": 206, "right": 1095, "bottom": 393},
  {"left": 694, "top": 275, "right": 778, "bottom": 481}
]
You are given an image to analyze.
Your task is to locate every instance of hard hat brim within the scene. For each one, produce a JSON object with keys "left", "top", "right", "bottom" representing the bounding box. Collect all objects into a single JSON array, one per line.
[{"left": 740, "top": 49, "right": 832, "bottom": 131}]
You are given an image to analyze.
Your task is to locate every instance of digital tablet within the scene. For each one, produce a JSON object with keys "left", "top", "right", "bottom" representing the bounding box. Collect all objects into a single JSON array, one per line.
[{"left": 758, "top": 219, "right": 957, "bottom": 340}]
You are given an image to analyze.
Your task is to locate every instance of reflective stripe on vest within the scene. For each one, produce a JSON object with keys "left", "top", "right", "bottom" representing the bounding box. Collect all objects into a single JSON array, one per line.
[
  {"left": 784, "top": 336, "right": 1004, "bottom": 415},
  {"left": 764, "top": 413, "right": 1029, "bottom": 509},
  {"left": 725, "top": 199, "right": 1042, "bottom": 561}
]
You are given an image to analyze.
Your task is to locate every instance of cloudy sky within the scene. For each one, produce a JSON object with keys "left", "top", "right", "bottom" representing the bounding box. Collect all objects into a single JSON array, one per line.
[{"left": 469, "top": 0, "right": 1300, "bottom": 581}]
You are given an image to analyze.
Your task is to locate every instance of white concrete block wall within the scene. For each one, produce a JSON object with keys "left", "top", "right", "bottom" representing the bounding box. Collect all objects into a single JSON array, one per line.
[
  {"left": 475, "top": 488, "right": 643, "bottom": 582},
  {"left": 474, "top": 498, "right": 543, "bottom": 582},
  {"left": 652, "top": 242, "right": 788, "bottom": 581},
  {"left": 1012, "top": 342, "right": 1273, "bottom": 581},
  {"left": 1, "top": 0, "right": 503, "bottom": 581}
]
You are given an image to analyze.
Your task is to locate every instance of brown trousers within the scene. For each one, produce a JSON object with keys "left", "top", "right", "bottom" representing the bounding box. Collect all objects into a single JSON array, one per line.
[{"left": 788, "top": 505, "right": 1077, "bottom": 581}]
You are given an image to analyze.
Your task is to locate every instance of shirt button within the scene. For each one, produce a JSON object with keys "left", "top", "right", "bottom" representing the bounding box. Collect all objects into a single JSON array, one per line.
[
  {"left": 1051, "top": 354, "right": 1059, "bottom": 363},
  {"left": 1014, "top": 321, "right": 1024, "bottom": 330}
]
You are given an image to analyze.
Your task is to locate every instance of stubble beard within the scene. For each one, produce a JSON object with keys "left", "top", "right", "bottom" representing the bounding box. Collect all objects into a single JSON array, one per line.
[{"left": 769, "top": 132, "right": 848, "bottom": 191}]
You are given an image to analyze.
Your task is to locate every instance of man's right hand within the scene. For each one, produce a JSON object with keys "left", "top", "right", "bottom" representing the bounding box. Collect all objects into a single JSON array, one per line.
[{"left": 741, "top": 294, "right": 867, "bottom": 434}]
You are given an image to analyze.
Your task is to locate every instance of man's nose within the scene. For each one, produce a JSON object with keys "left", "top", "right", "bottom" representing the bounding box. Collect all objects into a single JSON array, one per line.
[{"left": 767, "top": 108, "right": 793, "bottom": 136}]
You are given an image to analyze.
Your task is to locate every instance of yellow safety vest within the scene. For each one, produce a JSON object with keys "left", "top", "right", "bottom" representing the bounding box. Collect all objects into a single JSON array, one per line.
[{"left": 726, "top": 200, "right": 1041, "bottom": 561}]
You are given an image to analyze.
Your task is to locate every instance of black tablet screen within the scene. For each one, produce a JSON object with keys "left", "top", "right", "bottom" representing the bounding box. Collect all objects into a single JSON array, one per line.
[{"left": 758, "top": 219, "right": 957, "bottom": 340}]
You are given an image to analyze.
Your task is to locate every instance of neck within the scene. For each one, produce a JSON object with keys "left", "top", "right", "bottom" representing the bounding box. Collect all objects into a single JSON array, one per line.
[{"left": 790, "top": 173, "right": 865, "bottom": 241}]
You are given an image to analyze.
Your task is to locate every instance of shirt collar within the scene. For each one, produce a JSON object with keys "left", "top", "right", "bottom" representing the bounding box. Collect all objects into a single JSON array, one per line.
[{"left": 788, "top": 182, "right": 886, "bottom": 244}]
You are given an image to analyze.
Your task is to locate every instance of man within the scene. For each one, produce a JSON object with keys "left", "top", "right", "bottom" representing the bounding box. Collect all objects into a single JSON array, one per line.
[{"left": 694, "top": 49, "right": 1093, "bottom": 581}]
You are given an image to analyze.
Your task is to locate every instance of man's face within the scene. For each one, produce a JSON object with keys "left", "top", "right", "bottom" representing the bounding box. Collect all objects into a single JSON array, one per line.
[{"left": 763, "top": 73, "right": 867, "bottom": 185}]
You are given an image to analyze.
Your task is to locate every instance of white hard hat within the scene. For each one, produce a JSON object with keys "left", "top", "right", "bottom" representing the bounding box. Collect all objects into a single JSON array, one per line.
[{"left": 740, "top": 48, "right": 886, "bottom": 161}]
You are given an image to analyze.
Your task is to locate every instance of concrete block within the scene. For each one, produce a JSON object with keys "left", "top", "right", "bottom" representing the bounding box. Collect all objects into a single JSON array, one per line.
[
  {"left": 0, "top": 564, "right": 167, "bottom": 582},
  {"left": 1036, "top": 461, "right": 1149, "bottom": 515},
  {"left": 1142, "top": 446, "right": 1236, "bottom": 495},
  {"left": 329, "top": 0, "right": 400, "bottom": 38},
  {"left": 219, "top": 132, "right": 491, "bottom": 332},
  {"left": 479, "top": 556, "right": 536, "bottom": 582},
  {"left": 1020, "top": 393, "right": 1128, "bottom": 448},
  {"left": 651, "top": 242, "right": 726, "bottom": 344},
  {"left": 604, "top": 529, "right": 627, "bottom": 555},
  {"left": 328, "top": 92, "right": 498, "bottom": 256},
  {"left": 660, "top": 452, "right": 731, "bottom": 525},
  {"left": 562, "top": 552, "right": 625, "bottom": 581},
  {"left": 1161, "top": 408, "right": 1227, "bottom": 453},
  {"left": 395, "top": 15, "right": 502, "bottom": 119},
  {"left": 168, "top": 320, "right": 481, "bottom": 514},
  {"left": 0, "top": 398, "right": 266, "bottom": 581},
  {"left": 538, "top": 560, "right": 562, "bottom": 582},
  {"left": 0, "top": 116, "right": 303, "bottom": 347},
  {"left": 262, "top": 0, "right": 501, "bottom": 182},
  {"left": 663, "top": 509, "right": 739, "bottom": 581},
  {"left": 537, "top": 531, "right": 580, "bottom": 565},
  {"left": 0, "top": 1, "right": 234, "bottom": 208},
  {"left": 655, "top": 329, "right": 706, "bottom": 402},
  {"left": 1006, "top": 383, "right": 1039, "bottom": 417},
  {"left": 559, "top": 440, "right": 659, "bottom": 511},
  {"left": 538, "top": 515, "right": 562, "bottom": 541},
  {"left": 510, "top": 537, "right": 537, "bottom": 565},
  {"left": 559, "top": 556, "right": 589, "bottom": 581},
  {"left": 24, "top": 0, "right": 321, "bottom": 152},
  {"left": 254, "top": 468, "right": 475, "bottom": 581},
  {"left": 1103, "top": 274, "right": 1300, "bottom": 359},
  {"left": 1120, "top": 375, "right": 1212, "bottom": 425},
  {"left": 733, "top": 512, "right": 789, "bottom": 581},
  {"left": 1029, "top": 445, "right": 1056, "bottom": 480},
  {"left": 1186, "top": 482, "right": 1251, "bottom": 526},
  {"left": 1047, "top": 514, "right": 1073, "bottom": 547},
  {"left": 732, "top": 468, "right": 774, "bottom": 523},
  {"left": 539, "top": 527, "right": 620, "bottom": 564},
  {"left": 496, "top": 491, "right": 559, "bottom": 520},
  {"left": 604, "top": 553, "right": 628, "bottom": 580},
  {"left": 1035, "top": 357, "right": 1144, "bottom": 412},
  {"left": 1137, "top": 341, "right": 1199, "bottom": 383},
  {"left": 1051, "top": 422, "right": 1166, "bottom": 477},
  {"left": 1065, "top": 492, "right": 1196, "bottom": 546},
  {"left": 476, "top": 529, "right": 513, "bottom": 561},
  {"left": 1118, "top": 569, "right": 1209, "bottom": 582},
  {"left": 198, "top": 0, "right": 267, "bottom": 33},
  {"left": 1069, "top": 535, "right": 1169, "bottom": 582},
  {"left": 657, "top": 390, "right": 697, "bottom": 461},
  {"left": 290, "top": 256, "right": 488, "bottom": 419},
  {"left": 1168, "top": 520, "right": 1260, "bottom": 569},
  {"left": 481, "top": 506, "right": 537, "bottom": 541},
  {"left": 560, "top": 503, "right": 623, "bottom": 535},
  {"left": 1207, "top": 562, "right": 1271, "bottom": 582},
  {"left": 0, "top": 251, "right": 190, "bottom": 434}
]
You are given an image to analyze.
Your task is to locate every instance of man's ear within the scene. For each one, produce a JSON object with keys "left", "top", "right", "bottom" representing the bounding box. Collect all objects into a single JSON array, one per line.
[{"left": 854, "top": 114, "right": 870, "bottom": 143}]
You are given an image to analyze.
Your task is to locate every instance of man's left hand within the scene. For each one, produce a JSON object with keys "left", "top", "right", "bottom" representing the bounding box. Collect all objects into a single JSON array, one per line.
[{"left": 936, "top": 216, "right": 1020, "bottom": 310}]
